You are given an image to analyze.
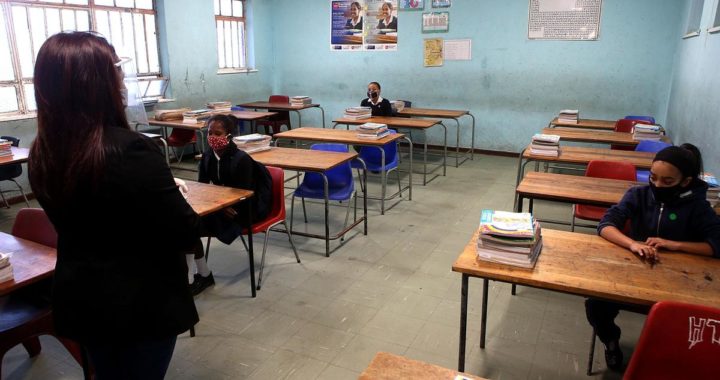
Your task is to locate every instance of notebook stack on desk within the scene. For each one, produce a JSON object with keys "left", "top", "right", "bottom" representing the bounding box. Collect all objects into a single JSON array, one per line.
[
  {"left": 0, "top": 252, "right": 13, "bottom": 283},
  {"left": 290, "top": 96, "right": 312, "bottom": 106},
  {"left": 702, "top": 173, "right": 719, "bottom": 208},
  {"left": 182, "top": 109, "right": 212, "bottom": 124},
  {"left": 529, "top": 133, "right": 560, "bottom": 157},
  {"left": 233, "top": 133, "right": 272, "bottom": 153},
  {"left": 357, "top": 122, "right": 390, "bottom": 139},
  {"left": 476, "top": 210, "right": 543, "bottom": 269},
  {"left": 206, "top": 101, "right": 232, "bottom": 112},
  {"left": 155, "top": 108, "right": 191, "bottom": 121},
  {"left": 633, "top": 124, "right": 663, "bottom": 141},
  {"left": 344, "top": 107, "right": 372, "bottom": 120},
  {"left": 0, "top": 139, "right": 12, "bottom": 157},
  {"left": 558, "top": 109, "right": 579, "bottom": 124}
]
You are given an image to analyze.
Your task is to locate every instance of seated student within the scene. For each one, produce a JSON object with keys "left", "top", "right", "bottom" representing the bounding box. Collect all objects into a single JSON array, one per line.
[
  {"left": 360, "top": 81, "right": 393, "bottom": 116},
  {"left": 586, "top": 143, "right": 720, "bottom": 371},
  {"left": 186, "top": 114, "right": 273, "bottom": 295}
]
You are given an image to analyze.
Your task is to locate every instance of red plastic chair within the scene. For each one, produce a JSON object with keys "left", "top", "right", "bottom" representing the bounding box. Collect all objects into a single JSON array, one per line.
[
  {"left": 1, "top": 208, "right": 91, "bottom": 379},
  {"left": 612, "top": 119, "right": 650, "bottom": 151},
  {"left": 255, "top": 95, "right": 291, "bottom": 135},
  {"left": 166, "top": 128, "right": 198, "bottom": 162},
  {"left": 571, "top": 161, "right": 636, "bottom": 231},
  {"left": 624, "top": 301, "right": 720, "bottom": 380}
]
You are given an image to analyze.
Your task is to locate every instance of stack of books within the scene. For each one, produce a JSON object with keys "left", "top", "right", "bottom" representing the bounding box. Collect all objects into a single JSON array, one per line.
[
  {"left": 233, "top": 133, "right": 272, "bottom": 153},
  {"left": 0, "top": 252, "right": 13, "bottom": 283},
  {"left": 155, "top": 107, "right": 191, "bottom": 121},
  {"left": 702, "top": 173, "right": 719, "bottom": 209},
  {"left": 343, "top": 107, "right": 372, "bottom": 120},
  {"left": 357, "top": 122, "right": 390, "bottom": 140},
  {"left": 529, "top": 133, "right": 560, "bottom": 157},
  {"left": 558, "top": 109, "right": 579, "bottom": 124},
  {"left": 182, "top": 109, "right": 212, "bottom": 124},
  {"left": 391, "top": 100, "right": 405, "bottom": 113},
  {"left": 633, "top": 124, "right": 663, "bottom": 141},
  {"left": 206, "top": 101, "right": 232, "bottom": 112},
  {"left": 476, "top": 210, "right": 543, "bottom": 269},
  {"left": 0, "top": 139, "right": 12, "bottom": 157},
  {"left": 290, "top": 96, "right": 312, "bottom": 106}
]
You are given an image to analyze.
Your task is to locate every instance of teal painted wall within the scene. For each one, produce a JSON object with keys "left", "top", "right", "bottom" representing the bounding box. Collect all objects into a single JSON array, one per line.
[
  {"left": 270, "top": 0, "right": 684, "bottom": 151},
  {"left": 665, "top": 0, "right": 720, "bottom": 175}
]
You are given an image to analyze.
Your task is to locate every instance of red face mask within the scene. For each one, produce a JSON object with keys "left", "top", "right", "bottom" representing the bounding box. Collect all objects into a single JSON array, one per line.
[{"left": 208, "top": 135, "right": 230, "bottom": 152}]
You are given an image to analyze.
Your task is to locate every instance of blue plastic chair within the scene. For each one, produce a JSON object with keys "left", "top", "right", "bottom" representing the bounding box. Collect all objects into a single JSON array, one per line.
[
  {"left": 350, "top": 130, "right": 402, "bottom": 214},
  {"left": 635, "top": 140, "right": 672, "bottom": 182},
  {"left": 290, "top": 143, "right": 356, "bottom": 240},
  {"left": 624, "top": 115, "right": 656, "bottom": 124}
]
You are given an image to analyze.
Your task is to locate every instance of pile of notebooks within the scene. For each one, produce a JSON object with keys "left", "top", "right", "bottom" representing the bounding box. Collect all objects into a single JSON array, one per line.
[
  {"left": 206, "top": 101, "right": 232, "bottom": 112},
  {"left": 558, "top": 109, "right": 579, "bottom": 124},
  {"left": 233, "top": 133, "right": 272, "bottom": 153},
  {"left": 182, "top": 109, "right": 212, "bottom": 124},
  {"left": 633, "top": 124, "right": 663, "bottom": 141},
  {"left": 529, "top": 133, "right": 560, "bottom": 157},
  {"left": 476, "top": 210, "right": 543, "bottom": 269},
  {"left": 357, "top": 122, "right": 390, "bottom": 140},
  {"left": 155, "top": 107, "right": 191, "bottom": 121},
  {"left": 0, "top": 139, "right": 12, "bottom": 157},
  {"left": 702, "top": 173, "right": 719, "bottom": 208},
  {"left": 343, "top": 107, "right": 372, "bottom": 120},
  {"left": 290, "top": 96, "right": 312, "bottom": 106},
  {"left": 0, "top": 252, "right": 13, "bottom": 283}
]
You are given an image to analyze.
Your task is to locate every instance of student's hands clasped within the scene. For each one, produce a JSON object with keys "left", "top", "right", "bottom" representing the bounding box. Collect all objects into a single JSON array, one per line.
[
  {"left": 645, "top": 237, "right": 681, "bottom": 251},
  {"left": 629, "top": 241, "right": 659, "bottom": 264}
]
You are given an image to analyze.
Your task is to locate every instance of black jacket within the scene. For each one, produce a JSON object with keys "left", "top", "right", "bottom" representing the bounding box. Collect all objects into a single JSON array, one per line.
[
  {"left": 198, "top": 142, "right": 272, "bottom": 244},
  {"left": 32, "top": 127, "right": 200, "bottom": 343},
  {"left": 360, "top": 98, "right": 393, "bottom": 117},
  {"left": 598, "top": 179, "right": 720, "bottom": 257}
]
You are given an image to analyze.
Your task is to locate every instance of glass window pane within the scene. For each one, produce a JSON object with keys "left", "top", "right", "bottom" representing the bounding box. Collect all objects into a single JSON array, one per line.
[
  {"left": 76, "top": 10, "right": 90, "bottom": 31},
  {"left": 61, "top": 9, "right": 76, "bottom": 31},
  {"left": 216, "top": 20, "right": 225, "bottom": 68},
  {"left": 29, "top": 7, "right": 47, "bottom": 61},
  {"left": 133, "top": 13, "right": 149, "bottom": 73},
  {"left": 0, "top": 11, "right": 15, "bottom": 81},
  {"left": 714, "top": 2, "right": 720, "bottom": 27},
  {"left": 239, "top": 21, "right": 245, "bottom": 68},
  {"left": 65, "top": 0, "right": 89, "bottom": 5},
  {"left": 44, "top": 0, "right": 63, "bottom": 3},
  {"left": 686, "top": 0, "right": 705, "bottom": 34},
  {"left": 96, "top": 10, "right": 110, "bottom": 39},
  {"left": 12, "top": 7, "right": 34, "bottom": 78},
  {"left": 116, "top": 0, "right": 134, "bottom": 8},
  {"left": 214, "top": 0, "right": 220, "bottom": 16},
  {"left": 145, "top": 15, "right": 159, "bottom": 72},
  {"left": 108, "top": 11, "right": 123, "bottom": 51},
  {"left": 0, "top": 87, "right": 19, "bottom": 113},
  {"left": 95, "top": 0, "right": 115, "bottom": 6},
  {"left": 119, "top": 12, "right": 134, "bottom": 57},
  {"left": 46, "top": 8, "right": 62, "bottom": 37},
  {"left": 230, "top": 21, "right": 237, "bottom": 68},
  {"left": 232, "top": 0, "right": 243, "bottom": 17},
  {"left": 136, "top": 0, "right": 153, "bottom": 10},
  {"left": 223, "top": 20, "right": 232, "bottom": 67},
  {"left": 221, "top": 0, "right": 232, "bottom": 16},
  {"left": 24, "top": 84, "right": 37, "bottom": 111}
]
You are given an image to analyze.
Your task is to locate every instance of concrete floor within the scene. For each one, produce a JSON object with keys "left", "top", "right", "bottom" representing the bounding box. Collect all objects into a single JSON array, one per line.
[{"left": 1, "top": 152, "right": 643, "bottom": 379}]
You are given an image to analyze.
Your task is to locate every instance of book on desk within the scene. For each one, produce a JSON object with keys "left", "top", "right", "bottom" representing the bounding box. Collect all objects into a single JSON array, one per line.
[
  {"left": 476, "top": 210, "right": 543, "bottom": 269},
  {"left": 0, "top": 252, "right": 13, "bottom": 283}
]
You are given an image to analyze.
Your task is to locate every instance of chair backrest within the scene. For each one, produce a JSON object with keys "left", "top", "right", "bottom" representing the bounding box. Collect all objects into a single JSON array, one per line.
[
  {"left": 0, "top": 136, "right": 22, "bottom": 180},
  {"left": 12, "top": 208, "right": 58, "bottom": 248},
  {"left": 358, "top": 130, "right": 398, "bottom": 166},
  {"left": 269, "top": 95, "right": 290, "bottom": 104},
  {"left": 585, "top": 160, "right": 637, "bottom": 181},
  {"left": 166, "top": 128, "right": 197, "bottom": 146},
  {"left": 398, "top": 100, "right": 412, "bottom": 108},
  {"left": 266, "top": 166, "right": 286, "bottom": 219},
  {"left": 624, "top": 301, "right": 720, "bottom": 380},
  {"left": 624, "top": 115, "right": 655, "bottom": 124},
  {"left": 635, "top": 140, "right": 671, "bottom": 153},
  {"left": 614, "top": 119, "right": 639, "bottom": 133},
  {"left": 302, "top": 144, "right": 354, "bottom": 189}
]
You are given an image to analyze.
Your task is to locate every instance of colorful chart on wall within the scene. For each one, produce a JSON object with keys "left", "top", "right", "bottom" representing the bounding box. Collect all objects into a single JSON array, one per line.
[
  {"left": 528, "top": 0, "right": 602, "bottom": 40},
  {"left": 331, "top": 1, "right": 365, "bottom": 50},
  {"left": 331, "top": 1, "right": 398, "bottom": 51},
  {"left": 400, "top": 0, "right": 424, "bottom": 10}
]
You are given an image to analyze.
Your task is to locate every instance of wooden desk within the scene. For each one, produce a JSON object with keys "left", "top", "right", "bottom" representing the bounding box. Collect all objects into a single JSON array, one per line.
[
  {"left": 149, "top": 117, "right": 207, "bottom": 159},
  {"left": 229, "top": 110, "right": 278, "bottom": 134},
  {"left": 452, "top": 228, "right": 720, "bottom": 371},
  {"left": 548, "top": 118, "right": 616, "bottom": 130},
  {"left": 399, "top": 107, "right": 476, "bottom": 167},
  {"left": 333, "top": 116, "right": 447, "bottom": 185},
  {"left": 0, "top": 233, "right": 56, "bottom": 296},
  {"left": 250, "top": 147, "right": 367, "bottom": 257},
  {"left": 0, "top": 147, "right": 30, "bottom": 166},
  {"left": 540, "top": 127, "right": 671, "bottom": 146},
  {"left": 273, "top": 127, "right": 412, "bottom": 214},
  {"left": 238, "top": 101, "right": 326, "bottom": 128},
  {"left": 359, "top": 352, "right": 486, "bottom": 380}
]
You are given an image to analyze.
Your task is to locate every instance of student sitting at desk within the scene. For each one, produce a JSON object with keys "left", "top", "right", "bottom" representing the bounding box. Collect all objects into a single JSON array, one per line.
[
  {"left": 586, "top": 143, "right": 720, "bottom": 372},
  {"left": 186, "top": 114, "right": 272, "bottom": 295},
  {"left": 361, "top": 81, "right": 393, "bottom": 117}
]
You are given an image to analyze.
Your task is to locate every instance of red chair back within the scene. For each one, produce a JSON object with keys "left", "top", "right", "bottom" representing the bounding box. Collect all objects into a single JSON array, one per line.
[
  {"left": 166, "top": 128, "right": 197, "bottom": 147},
  {"left": 249, "top": 166, "right": 285, "bottom": 233},
  {"left": 12, "top": 208, "right": 57, "bottom": 248},
  {"left": 624, "top": 301, "right": 720, "bottom": 380},
  {"left": 613, "top": 119, "right": 650, "bottom": 151},
  {"left": 575, "top": 161, "right": 637, "bottom": 222}
]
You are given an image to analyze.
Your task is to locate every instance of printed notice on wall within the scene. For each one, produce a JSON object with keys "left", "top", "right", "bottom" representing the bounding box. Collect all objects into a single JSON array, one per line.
[
  {"left": 424, "top": 38, "right": 443, "bottom": 66},
  {"left": 528, "top": 0, "right": 602, "bottom": 40},
  {"left": 443, "top": 39, "right": 471, "bottom": 60}
]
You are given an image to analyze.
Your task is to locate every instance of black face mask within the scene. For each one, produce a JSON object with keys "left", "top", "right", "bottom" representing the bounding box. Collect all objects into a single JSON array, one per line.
[
  {"left": 649, "top": 182, "right": 685, "bottom": 204},
  {"left": 367, "top": 91, "right": 378, "bottom": 99}
]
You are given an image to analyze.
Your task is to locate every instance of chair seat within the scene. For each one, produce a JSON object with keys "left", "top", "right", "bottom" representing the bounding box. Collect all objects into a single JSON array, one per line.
[
  {"left": 295, "top": 182, "right": 354, "bottom": 201},
  {"left": 637, "top": 170, "right": 650, "bottom": 183},
  {"left": 574, "top": 204, "right": 607, "bottom": 221},
  {"left": 351, "top": 157, "right": 398, "bottom": 172},
  {"left": 0, "top": 295, "right": 51, "bottom": 333}
]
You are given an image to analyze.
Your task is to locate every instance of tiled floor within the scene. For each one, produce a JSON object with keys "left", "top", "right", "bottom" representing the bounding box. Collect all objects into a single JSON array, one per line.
[{"left": 1, "top": 153, "right": 644, "bottom": 379}]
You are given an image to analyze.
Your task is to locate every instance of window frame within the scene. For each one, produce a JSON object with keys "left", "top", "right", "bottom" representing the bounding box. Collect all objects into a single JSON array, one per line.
[
  {"left": 709, "top": 0, "right": 720, "bottom": 33},
  {"left": 683, "top": 0, "right": 705, "bottom": 38},
  {"left": 0, "top": 0, "right": 161, "bottom": 120},
  {"left": 214, "top": 0, "right": 250, "bottom": 73}
]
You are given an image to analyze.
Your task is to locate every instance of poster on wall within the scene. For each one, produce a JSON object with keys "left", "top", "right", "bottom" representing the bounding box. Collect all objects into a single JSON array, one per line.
[
  {"left": 423, "top": 38, "right": 443, "bottom": 66},
  {"left": 364, "top": 0, "right": 398, "bottom": 51},
  {"left": 431, "top": 0, "right": 451, "bottom": 8},
  {"left": 331, "top": 1, "right": 365, "bottom": 50},
  {"left": 400, "top": 0, "right": 424, "bottom": 10},
  {"left": 528, "top": 0, "right": 602, "bottom": 40},
  {"left": 422, "top": 11, "right": 449, "bottom": 33}
]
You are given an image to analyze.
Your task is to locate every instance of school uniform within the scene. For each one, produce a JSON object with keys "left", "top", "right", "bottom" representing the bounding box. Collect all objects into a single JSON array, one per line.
[
  {"left": 377, "top": 16, "right": 397, "bottom": 30},
  {"left": 360, "top": 96, "right": 393, "bottom": 117},
  {"left": 346, "top": 16, "right": 363, "bottom": 30}
]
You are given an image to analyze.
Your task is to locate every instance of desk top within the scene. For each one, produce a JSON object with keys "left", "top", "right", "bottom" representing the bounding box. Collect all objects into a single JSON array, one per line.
[
  {"left": 250, "top": 147, "right": 357, "bottom": 172},
  {"left": 238, "top": 101, "right": 320, "bottom": 111},
  {"left": 185, "top": 181, "right": 253, "bottom": 216},
  {"left": 523, "top": 145, "right": 656, "bottom": 169},
  {"left": 334, "top": 116, "right": 441, "bottom": 129},
  {"left": 149, "top": 117, "right": 205, "bottom": 130},
  {"left": 0, "top": 233, "right": 56, "bottom": 296},
  {"left": 541, "top": 127, "right": 671, "bottom": 146},
  {"left": 0, "top": 147, "right": 30, "bottom": 166},
  {"left": 273, "top": 127, "right": 405, "bottom": 146},
  {"left": 453, "top": 229, "right": 720, "bottom": 308},
  {"left": 398, "top": 107, "right": 469, "bottom": 118},
  {"left": 230, "top": 110, "right": 277, "bottom": 121},
  {"left": 359, "top": 352, "right": 486, "bottom": 380},
  {"left": 516, "top": 172, "right": 639, "bottom": 207},
  {"left": 549, "top": 118, "right": 616, "bottom": 130}
]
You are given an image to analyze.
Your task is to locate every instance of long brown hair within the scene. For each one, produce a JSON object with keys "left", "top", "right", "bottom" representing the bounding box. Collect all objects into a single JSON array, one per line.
[{"left": 29, "top": 31, "right": 130, "bottom": 205}]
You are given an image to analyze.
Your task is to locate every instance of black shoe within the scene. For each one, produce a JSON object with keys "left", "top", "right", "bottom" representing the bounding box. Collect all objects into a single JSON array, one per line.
[
  {"left": 190, "top": 273, "right": 215, "bottom": 296},
  {"left": 604, "top": 340, "right": 624, "bottom": 372}
]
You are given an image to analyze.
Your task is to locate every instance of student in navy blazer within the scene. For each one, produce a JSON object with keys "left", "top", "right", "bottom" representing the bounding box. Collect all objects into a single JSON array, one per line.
[{"left": 360, "top": 81, "right": 393, "bottom": 116}]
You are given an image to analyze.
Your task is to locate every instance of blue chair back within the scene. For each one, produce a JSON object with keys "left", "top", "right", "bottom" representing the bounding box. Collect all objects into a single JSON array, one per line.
[
  {"left": 635, "top": 140, "right": 671, "bottom": 153},
  {"left": 353, "top": 130, "right": 398, "bottom": 171},
  {"left": 0, "top": 136, "right": 22, "bottom": 180},
  {"left": 302, "top": 144, "right": 354, "bottom": 190},
  {"left": 624, "top": 115, "right": 656, "bottom": 124}
]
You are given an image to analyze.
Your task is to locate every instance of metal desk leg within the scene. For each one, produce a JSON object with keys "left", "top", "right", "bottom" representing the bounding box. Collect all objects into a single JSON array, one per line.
[
  {"left": 423, "top": 131, "right": 428, "bottom": 186},
  {"left": 247, "top": 200, "right": 256, "bottom": 298},
  {"left": 379, "top": 147, "right": 386, "bottom": 215},
  {"left": 403, "top": 137, "right": 413, "bottom": 200},
  {"left": 441, "top": 122, "right": 447, "bottom": 176},
  {"left": 459, "top": 273, "right": 469, "bottom": 372},
  {"left": 453, "top": 117, "right": 461, "bottom": 168},
  {"left": 480, "top": 278, "right": 489, "bottom": 348},
  {"left": 469, "top": 113, "right": 476, "bottom": 160},
  {"left": 323, "top": 173, "right": 330, "bottom": 257},
  {"left": 318, "top": 106, "right": 326, "bottom": 128},
  {"left": 292, "top": 110, "right": 302, "bottom": 129}
]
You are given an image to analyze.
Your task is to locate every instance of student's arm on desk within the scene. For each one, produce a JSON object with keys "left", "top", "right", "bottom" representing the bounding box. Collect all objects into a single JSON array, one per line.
[
  {"left": 600, "top": 226, "right": 659, "bottom": 262},
  {"left": 646, "top": 204, "right": 720, "bottom": 258},
  {"left": 644, "top": 238, "right": 714, "bottom": 257}
]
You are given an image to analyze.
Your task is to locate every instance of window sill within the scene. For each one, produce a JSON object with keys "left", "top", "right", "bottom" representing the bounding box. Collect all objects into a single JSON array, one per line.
[
  {"left": 0, "top": 113, "right": 37, "bottom": 122},
  {"left": 216, "top": 68, "right": 258, "bottom": 75},
  {"left": 709, "top": 26, "right": 720, "bottom": 34},
  {"left": 682, "top": 31, "right": 700, "bottom": 39}
]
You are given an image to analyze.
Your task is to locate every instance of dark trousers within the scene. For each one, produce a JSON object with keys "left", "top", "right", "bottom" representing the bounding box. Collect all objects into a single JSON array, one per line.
[
  {"left": 585, "top": 298, "right": 621, "bottom": 344},
  {"left": 85, "top": 336, "right": 177, "bottom": 380}
]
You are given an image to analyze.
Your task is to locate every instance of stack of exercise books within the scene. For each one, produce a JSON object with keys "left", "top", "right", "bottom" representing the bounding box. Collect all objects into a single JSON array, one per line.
[
  {"left": 182, "top": 109, "right": 212, "bottom": 124},
  {"left": 343, "top": 107, "right": 372, "bottom": 120},
  {"left": 476, "top": 210, "right": 543, "bottom": 269},
  {"left": 558, "top": 109, "right": 579, "bottom": 124},
  {"left": 0, "top": 252, "right": 13, "bottom": 283},
  {"left": 290, "top": 96, "right": 312, "bottom": 106},
  {"left": 391, "top": 100, "right": 405, "bottom": 113},
  {"left": 155, "top": 107, "right": 191, "bottom": 121},
  {"left": 633, "top": 124, "right": 663, "bottom": 141},
  {"left": 233, "top": 133, "right": 272, "bottom": 153},
  {"left": 357, "top": 122, "right": 390, "bottom": 140},
  {"left": 206, "top": 101, "right": 232, "bottom": 112},
  {"left": 0, "top": 139, "right": 12, "bottom": 157},
  {"left": 529, "top": 133, "right": 560, "bottom": 157},
  {"left": 702, "top": 173, "right": 719, "bottom": 208}
]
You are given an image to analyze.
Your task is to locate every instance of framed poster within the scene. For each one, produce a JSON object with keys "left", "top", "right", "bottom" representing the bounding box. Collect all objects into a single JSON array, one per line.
[
  {"left": 400, "top": 0, "right": 424, "bottom": 10},
  {"left": 422, "top": 11, "right": 449, "bottom": 33},
  {"left": 331, "top": 1, "right": 365, "bottom": 50},
  {"left": 424, "top": 38, "right": 443, "bottom": 67},
  {"left": 431, "top": 0, "right": 451, "bottom": 8},
  {"left": 365, "top": 0, "right": 398, "bottom": 51},
  {"left": 528, "top": 0, "right": 602, "bottom": 40}
]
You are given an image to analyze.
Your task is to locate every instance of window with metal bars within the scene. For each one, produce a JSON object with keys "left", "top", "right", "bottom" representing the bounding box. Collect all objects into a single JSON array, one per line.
[
  {"left": 214, "top": 0, "right": 247, "bottom": 71},
  {"left": 0, "top": 0, "right": 160, "bottom": 119}
]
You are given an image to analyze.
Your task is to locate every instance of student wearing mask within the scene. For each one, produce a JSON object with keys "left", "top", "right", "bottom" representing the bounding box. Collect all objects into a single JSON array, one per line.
[
  {"left": 360, "top": 81, "right": 393, "bottom": 116},
  {"left": 586, "top": 143, "right": 720, "bottom": 372}
]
